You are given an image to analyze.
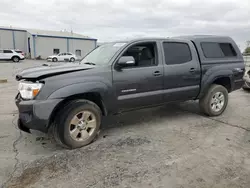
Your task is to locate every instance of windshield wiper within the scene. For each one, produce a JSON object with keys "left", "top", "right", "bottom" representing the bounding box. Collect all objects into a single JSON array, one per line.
[{"left": 83, "top": 62, "right": 96, "bottom": 65}]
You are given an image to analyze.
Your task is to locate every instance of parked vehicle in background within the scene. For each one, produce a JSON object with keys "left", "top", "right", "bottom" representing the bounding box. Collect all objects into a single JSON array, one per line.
[
  {"left": 0, "top": 49, "right": 25, "bottom": 62},
  {"left": 15, "top": 36, "right": 245, "bottom": 149},
  {"left": 243, "top": 55, "right": 250, "bottom": 90},
  {"left": 47, "top": 52, "right": 77, "bottom": 62},
  {"left": 14, "top": 49, "right": 25, "bottom": 57}
]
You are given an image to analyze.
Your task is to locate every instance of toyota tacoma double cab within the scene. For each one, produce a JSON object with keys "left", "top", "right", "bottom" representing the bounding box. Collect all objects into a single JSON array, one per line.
[{"left": 15, "top": 36, "right": 245, "bottom": 149}]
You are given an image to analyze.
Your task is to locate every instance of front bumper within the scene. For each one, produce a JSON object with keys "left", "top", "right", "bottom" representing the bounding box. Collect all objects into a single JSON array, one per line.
[{"left": 15, "top": 94, "right": 62, "bottom": 133}]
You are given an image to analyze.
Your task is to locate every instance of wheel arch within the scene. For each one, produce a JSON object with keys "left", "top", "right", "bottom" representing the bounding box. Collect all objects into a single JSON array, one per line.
[
  {"left": 48, "top": 92, "right": 107, "bottom": 128},
  {"left": 198, "top": 69, "right": 233, "bottom": 99},
  {"left": 212, "top": 77, "right": 232, "bottom": 92},
  {"left": 11, "top": 55, "right": 20, "bottom": 60}
]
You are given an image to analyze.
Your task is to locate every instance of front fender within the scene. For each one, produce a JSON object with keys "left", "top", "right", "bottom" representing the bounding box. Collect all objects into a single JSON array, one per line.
[{"left": 48, "top": 82, "right": 109, "bottom": 99}]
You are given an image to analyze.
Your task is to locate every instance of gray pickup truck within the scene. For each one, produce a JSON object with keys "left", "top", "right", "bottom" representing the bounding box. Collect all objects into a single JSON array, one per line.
[{"left": 15, "top": 35, "right": 245, "bottom": 148}]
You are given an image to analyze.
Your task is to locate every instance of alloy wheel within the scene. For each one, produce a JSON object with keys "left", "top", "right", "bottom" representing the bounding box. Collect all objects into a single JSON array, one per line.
[
  {"left": 69, "top": 111, "right": 97, "bottom": 141},
  {"left": 210, "top": 92, "right": 225, "bottom": 112}
]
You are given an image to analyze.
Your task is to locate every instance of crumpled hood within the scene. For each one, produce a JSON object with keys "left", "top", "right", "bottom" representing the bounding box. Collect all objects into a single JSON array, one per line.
[{"left": 16, "top": 63, "right": 95, "bottom": 81}]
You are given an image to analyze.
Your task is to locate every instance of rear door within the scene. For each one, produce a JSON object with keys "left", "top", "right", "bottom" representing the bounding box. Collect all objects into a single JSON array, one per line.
[
  {"left": 66, "top": 53, "right": 73, "bottom": 59},
  {"left": 162, "top": 39, "right": 201, "bottom": 102}
]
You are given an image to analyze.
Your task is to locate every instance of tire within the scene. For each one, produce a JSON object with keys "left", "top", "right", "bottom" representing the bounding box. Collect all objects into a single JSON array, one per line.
[
  {"left": 70, "top": 57, "right": 75, "bottom": 62},
  {"left": 199, "top": 84, "right": 228, "bottom": 116},
  {"left": 53, "top": 100, "right": 101, "bottom": 149},
  {"left": 12, "top": 56, "right": 20, "bottom": 63},
  {"left": 52, "top": 57, "right": 58, "bottom": 62}
]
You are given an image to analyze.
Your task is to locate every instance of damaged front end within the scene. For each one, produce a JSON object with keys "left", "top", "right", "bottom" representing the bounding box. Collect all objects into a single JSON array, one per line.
[{"left": 15, "top": 63, "right": 94, "bottom": 133}]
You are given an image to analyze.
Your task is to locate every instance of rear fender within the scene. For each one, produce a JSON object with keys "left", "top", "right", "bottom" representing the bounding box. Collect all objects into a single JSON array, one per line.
[{"left": 198, "top": 69, "right": 233, "bottom": 99}]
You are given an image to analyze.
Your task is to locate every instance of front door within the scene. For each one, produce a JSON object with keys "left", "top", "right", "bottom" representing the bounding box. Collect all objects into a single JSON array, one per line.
[
  {"left": 57, "top": 53, "right": 66, "bottom": 61},
  {"left": 162, "top": 40, "right": 201, "bottom": 102},
  {"left": 113, "top": 41, "right": 164, "bottom": 111}
]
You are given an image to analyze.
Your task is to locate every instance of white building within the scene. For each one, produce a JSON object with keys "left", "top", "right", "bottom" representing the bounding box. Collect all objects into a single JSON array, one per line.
[{"left": 0, "top": 26, "right": 97, "bottom": 59}]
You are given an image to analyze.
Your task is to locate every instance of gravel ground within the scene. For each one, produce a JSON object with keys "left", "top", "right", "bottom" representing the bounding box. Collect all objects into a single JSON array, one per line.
[{"left": 0, "top": 60, "right": 250, "bottom": 188}]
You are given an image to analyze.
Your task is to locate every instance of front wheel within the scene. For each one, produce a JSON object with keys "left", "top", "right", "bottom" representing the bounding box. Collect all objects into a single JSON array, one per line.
[
  {"left": 53, "top": 100, "right": 101, "bottom": 149},
  {"left": 199, "top": 84, "right": 228, "bottom": 116},
  {"left": 52, "top": 57, "right": 58, "bottom": 62}
]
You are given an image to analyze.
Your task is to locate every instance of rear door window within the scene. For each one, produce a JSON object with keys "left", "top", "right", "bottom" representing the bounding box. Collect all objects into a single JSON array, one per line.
[
  {"left": 163, "top": 42, "right": 192, "bottom": 65},
  {"left": 201, "top": 42, "right": 237, "bottom": 58}
]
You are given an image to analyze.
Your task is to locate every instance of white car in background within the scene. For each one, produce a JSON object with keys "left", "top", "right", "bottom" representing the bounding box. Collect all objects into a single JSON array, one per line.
[
  {"left": 0, "top": 49, "right": 25, "bottom": 62},
  {"left": 47, "top": 52, "right": 77, "bottom": 62}
]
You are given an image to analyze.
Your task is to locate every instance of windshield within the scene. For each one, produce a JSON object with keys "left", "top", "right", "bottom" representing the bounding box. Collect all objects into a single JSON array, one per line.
[{"left": 80, "top": 43, "right": 127, "bottom": 65}]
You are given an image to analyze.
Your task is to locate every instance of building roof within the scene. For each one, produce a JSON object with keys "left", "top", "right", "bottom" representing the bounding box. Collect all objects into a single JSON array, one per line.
[{"left": 0, "top": 26, "right": 97, "bottom": 41}]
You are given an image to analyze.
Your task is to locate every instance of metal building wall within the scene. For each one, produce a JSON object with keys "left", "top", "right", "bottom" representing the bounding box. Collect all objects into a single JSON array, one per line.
[
  {"left": 13, "top": 31, "right": 27, "bottom": 52},
  {"left": 0, "top": 29, "right": 27, "bottom": 53},
  {"left": 35, "top": 36, "right": 67, "bottom": 59},
  {"left": 68, "top": 39, "right": 96, "bottom": 58},
  {"left": 0, "top": 28, "right": 97, "bottom": 59},
  {"left": 0, "top": 29, "right": 14, "bottom": 49}
]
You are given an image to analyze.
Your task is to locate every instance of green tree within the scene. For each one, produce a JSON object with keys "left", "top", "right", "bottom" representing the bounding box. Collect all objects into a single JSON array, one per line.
[{"left": 244, "top": 47, "right": 250, "bottom": 54}]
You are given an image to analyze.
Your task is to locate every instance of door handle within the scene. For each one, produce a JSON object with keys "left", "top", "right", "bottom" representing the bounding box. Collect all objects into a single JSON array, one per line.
[
  {"left": 189, "top": 68, "right": 195, "bottom": 73},
  {"left": 153, "top": 71, "right": 162, "bottom": 76}
]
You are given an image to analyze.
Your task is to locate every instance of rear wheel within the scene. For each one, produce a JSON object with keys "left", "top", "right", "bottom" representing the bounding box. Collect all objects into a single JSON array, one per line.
[
  {"left": 199, "top": 84, "right": 228, "bottom": 116},
  {"left": 70, "top": 57, "right": 75, "bottom": 62},
  {"left": 52, "top": 57, "right": 58, "bottom": 62},
  {"left": 53, "top": 100, "right": 101, "bottom": 149},
  {"left": 12, "top": 56, "right": 20, "bottom": 62}
]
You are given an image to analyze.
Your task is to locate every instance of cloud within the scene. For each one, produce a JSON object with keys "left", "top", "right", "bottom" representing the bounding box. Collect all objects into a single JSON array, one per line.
[{"left": 0, "top": 0, "right": 249, "bottom": 50}]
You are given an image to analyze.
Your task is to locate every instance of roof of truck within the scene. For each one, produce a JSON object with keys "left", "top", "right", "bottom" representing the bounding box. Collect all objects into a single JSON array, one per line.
[
  {"left": 172, "top": 35, "right": 233, "bottom": 41},
  {"left": 108, "top": 35, "right": 233, "bottom": 44}
]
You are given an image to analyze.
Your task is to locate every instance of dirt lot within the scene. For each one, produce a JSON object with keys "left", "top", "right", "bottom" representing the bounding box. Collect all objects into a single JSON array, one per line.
[{"left": 0, "top": 60, "right": 250, "bottom": 188}]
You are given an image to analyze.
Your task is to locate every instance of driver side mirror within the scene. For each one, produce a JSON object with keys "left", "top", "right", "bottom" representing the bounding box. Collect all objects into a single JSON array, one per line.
[{"left": 117, "top": 56, "right": 135, "bottom": 67}]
